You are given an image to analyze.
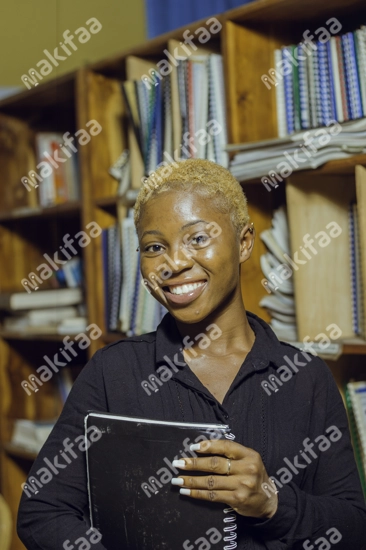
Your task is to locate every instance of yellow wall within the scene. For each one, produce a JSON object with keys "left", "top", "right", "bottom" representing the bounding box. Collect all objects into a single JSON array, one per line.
[{"left": 0, "top": 0, "right": 146, "bottom": 86}]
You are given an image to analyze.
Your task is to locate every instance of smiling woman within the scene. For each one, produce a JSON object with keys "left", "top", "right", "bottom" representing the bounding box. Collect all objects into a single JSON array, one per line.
[{"left": 17, "top": 159, "right": 366, "bottom": 550}]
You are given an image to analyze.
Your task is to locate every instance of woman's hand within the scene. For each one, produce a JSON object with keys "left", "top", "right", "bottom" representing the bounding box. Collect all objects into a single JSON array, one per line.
[{"left": 171, "top": 439, "right": 278, "bottom": 519}]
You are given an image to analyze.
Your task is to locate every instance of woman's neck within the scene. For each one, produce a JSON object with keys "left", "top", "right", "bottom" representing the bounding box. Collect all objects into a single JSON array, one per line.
[{"left": 175, "top": 291, "right": 255, "bottom": 358}]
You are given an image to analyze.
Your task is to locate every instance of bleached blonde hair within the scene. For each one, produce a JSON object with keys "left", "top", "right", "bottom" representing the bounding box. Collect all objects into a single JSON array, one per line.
[{"left": 134, "top": 158, "right": 250, "bottom": 235}]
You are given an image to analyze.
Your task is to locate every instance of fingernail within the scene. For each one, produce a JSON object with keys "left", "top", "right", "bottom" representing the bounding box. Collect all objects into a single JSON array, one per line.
[
  {"left": 190, "top": 443, "right": 200, "bottom": 451},
  {"left": 171, "top": 477, "right": 184, "bottom": 486},
  {"left": 179, "top": 488, "right": 191, "bottom": 496},
  {"left": 172, "top": 460, "right": 186, "bottom": 468}
]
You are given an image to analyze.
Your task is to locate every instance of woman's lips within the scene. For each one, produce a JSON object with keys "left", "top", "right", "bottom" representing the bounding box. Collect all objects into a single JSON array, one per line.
[{"left": 162, "top": 281, "right": 207, "bottom": 305}]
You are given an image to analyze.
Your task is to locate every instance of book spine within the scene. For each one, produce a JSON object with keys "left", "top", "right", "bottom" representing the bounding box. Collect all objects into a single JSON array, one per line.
[
  {"left": 312, "top": 47, "right": 323, "bottom": 127},
  {"left": 335, "top": 35, "right": 349, "bottom": 121},
  {"left": 317, "top": 41, "right": 333, "bottom": 125},
  {"left": 274, "top": 49, "right": 287, "bottom": 137},
  {"left": 282, "top": 47, "right": 295, "bottom": 135},
  {"left": 355, "top": 29, "right": 366, "bottom": 116},
  {"left": 342, "top": 33, "right": 363, "bottom": 119},
  {"left": 326, "top": 41, "right": 337, "bottom": 122},
  {"left": 329, "top": 37, "right": 344, "bottom": 122},
  {"left": 290, "top": 45, "right": 301, "bottom": 131},
  {"left": 297, "top": 44, "right": 310, "bottom": 129}
]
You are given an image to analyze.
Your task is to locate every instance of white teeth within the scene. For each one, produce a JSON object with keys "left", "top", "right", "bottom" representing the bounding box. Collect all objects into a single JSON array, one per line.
[{"left": 169, "top": 282, "right": 204, "bottom": 295}]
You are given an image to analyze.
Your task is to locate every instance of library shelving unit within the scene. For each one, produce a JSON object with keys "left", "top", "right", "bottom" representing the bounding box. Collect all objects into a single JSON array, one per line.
[{"left": 1, "top": 0, "right": 366, "bottom": 548}]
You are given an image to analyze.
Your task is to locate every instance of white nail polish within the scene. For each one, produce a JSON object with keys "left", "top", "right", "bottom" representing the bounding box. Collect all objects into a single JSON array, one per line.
[
  {"left": 172, "top": 460, "right": 186, "bottom": 468},
  {"left": 179, "top": 488, "right": 191, "bottom": 496},
  {"left": 190, "top": 443, "right": 200, "bottom": 451},
  {"left": 171, "top": 477, "right": 184, "bottom": 486}
]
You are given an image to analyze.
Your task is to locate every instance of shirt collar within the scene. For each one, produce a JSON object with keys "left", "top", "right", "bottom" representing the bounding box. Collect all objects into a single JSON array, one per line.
[{"left": 155, "top": 311, "right": 285, "bottom": 373}]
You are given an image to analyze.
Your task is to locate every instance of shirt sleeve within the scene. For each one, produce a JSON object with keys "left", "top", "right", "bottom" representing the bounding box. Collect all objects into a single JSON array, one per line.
[
  {"left": 242, "top": 362, "right": 366, "bottom": 550},
  {"left": 17, "top": 349, "right": 108, "bottom": 550}
]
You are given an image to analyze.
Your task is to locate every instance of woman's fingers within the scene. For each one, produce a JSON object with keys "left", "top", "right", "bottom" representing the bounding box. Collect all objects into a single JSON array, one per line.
[
  {"left": 192, "top": 439, "right": 255, "bottom": 460},
  {"left": 173, "top": 474, "right": 254, "bottom": 492}
]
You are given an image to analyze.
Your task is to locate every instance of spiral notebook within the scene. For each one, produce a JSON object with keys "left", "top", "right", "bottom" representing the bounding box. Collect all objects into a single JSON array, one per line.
[{"left": 85, "top": 412, "right": 238, "bottom": 550}]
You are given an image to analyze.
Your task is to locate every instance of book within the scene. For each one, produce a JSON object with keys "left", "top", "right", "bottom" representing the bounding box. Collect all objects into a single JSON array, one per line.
[
  {"left": 85, "top": 412, "right": 238, "bottom": 550},
  {"left": 0, "top": 288, "right": 83, "bottom": 311},
  {"left": 345, "top": 384, "right": 366, "bottom": 498},
  {"left": 11, "top": 419, "right": 55, "bottom": 453}
]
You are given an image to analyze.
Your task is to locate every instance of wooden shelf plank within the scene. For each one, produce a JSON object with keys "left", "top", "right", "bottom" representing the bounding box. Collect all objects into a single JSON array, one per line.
[
  {"left": 3, "top": 442, "right": 37, "bottom": 461},
  {"left": 0, "top": 201, "right": 81, "bottom": 222},
  {"left": 0, "top": 331, "right": 70, "bottom": 342}
]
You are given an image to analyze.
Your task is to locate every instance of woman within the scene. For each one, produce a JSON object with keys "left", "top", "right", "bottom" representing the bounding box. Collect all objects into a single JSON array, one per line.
[{"left": 18, "top": 159, "right": 366, "bottom": 549}]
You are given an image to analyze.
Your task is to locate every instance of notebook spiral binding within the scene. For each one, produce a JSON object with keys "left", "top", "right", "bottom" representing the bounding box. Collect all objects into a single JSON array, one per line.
[{"left": 223, "top": 431, "right": 237, "bottom": 549}]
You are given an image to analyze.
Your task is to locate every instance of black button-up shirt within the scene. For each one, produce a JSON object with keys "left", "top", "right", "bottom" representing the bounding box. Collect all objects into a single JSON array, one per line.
[{"left": 18, "top": 312, "right": 366, "bottom": 549}]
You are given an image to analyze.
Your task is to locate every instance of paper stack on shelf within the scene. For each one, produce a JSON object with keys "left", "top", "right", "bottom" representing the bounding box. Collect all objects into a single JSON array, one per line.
[
  {"left": 11, "top": 419, "right": 55, "bottom": 453},
  {"left": 259, "top": 206, "right": 298, "bottom": 342},
  {"left": 2, "top": 306, "right": 80, "bottom": 334},
  {"left": 229, "top": 117, "right": 366, "bottom": 182}
]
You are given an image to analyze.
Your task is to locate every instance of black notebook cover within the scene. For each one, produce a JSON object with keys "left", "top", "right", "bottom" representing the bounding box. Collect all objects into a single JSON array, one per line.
[{"left": 85, "top": 412, "right": 238, "bottom": 550}]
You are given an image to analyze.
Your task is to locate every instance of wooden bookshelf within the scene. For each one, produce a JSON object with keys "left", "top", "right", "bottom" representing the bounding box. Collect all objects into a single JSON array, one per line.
[{"left": 1, "top": 1, "right": 366, "bottom": 548}]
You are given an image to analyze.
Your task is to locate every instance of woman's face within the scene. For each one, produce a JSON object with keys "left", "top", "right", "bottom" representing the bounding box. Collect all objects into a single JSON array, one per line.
[{"left": 138, "top": 189, "right": 253, "bottom": 324}]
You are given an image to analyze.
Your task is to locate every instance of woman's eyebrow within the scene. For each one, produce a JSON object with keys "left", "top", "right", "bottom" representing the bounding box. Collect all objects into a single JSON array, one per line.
[
  {"left": 140, "top": 229, "right": 163, "bottom": 238},
  {"left": 181, "top": 219, "right": 208, "bottom": 230}
]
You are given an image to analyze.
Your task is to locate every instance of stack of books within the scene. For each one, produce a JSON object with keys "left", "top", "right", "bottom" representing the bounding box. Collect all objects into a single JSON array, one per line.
[
  {"left": 35, "top": 133, "right": 80, "bottom": 207},
  {"left": 345, "top": 381, "right": 366, "bottom": 497},
  {"left": 0, "top": 288, "right": 85, "bottom": 335},
  {"left": 259, "top": 206, "right": 298, "bottom": 342},
  {"left": 101, "top": 207, "right": 167, "bottom": 335},
  {"left": 123, "top": 50, "right": 228, "bottom": 190},
  {"left": 274, "top": 26, "right": 366, "bottom": 137}
]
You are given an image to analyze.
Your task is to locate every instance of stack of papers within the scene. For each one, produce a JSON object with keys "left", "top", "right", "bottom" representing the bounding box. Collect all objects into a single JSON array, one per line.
[
  {"left": 259, "top": 206, "right": 298, "bottom": 341},
  {"left": 228, "top": 118, "right": 366, "bottom": 182}
]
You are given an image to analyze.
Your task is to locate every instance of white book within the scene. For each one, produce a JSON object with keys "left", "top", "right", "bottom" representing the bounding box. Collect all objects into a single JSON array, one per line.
[
  {"left": 329, "top": 37, "right": 344, "bottom": 123},
  {"left": 274, "top": 49, "right": 287, "bottom": 138},
  {"left": 0, "top": 288, "right": 83, "bottom": 311},
  {"left": 11, "top": 419, "right": 55, "bottom": 453}
]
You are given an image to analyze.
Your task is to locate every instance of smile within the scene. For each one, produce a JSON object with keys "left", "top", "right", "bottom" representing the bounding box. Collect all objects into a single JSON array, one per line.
[{"left": 162, "top": 280, "right": 207, "bottom": 305}]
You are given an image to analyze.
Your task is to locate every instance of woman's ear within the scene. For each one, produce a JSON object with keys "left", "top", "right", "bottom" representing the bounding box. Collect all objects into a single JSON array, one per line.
[{"left": 239, "top": 222, "right": 255, "bottom": 264}]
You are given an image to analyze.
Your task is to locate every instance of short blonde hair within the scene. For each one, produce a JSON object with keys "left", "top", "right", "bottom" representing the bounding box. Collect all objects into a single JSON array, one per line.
[{"left": 134, "top": 158, "right": 250, "bottom": 235}]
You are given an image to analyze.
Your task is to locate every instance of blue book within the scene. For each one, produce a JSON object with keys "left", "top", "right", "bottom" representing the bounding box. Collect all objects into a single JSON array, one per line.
[
  {"left": 342, "top": 33, "right": 363, "bottom": 119},
  {"left": 317, "top": 41, "right": 335, "bottom": 125},
  {"left": 326, "top": 40, "right": 337, "bottom": 122},
  {"left": 297, "top": 44, "right": 310, "bottom": 129},
  {"left": 282, "top": 47, "right": 295, "bottom": 134}
]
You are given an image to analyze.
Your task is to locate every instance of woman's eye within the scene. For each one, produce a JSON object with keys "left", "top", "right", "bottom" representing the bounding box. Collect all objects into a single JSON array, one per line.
[
  {"left": 191, "top": 234, "right": 209, "bottom": 246},
  {"left": 144, "top": 244, "right": 164, "bottom": 253}
]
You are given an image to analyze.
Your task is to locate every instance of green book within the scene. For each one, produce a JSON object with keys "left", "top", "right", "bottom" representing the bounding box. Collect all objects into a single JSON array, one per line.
[
  {"left": 291, "top": 45, "right": 301, "bottom": 132},
  {"left": 345, "top": 385, "right": 366, "bottom": 499}
]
